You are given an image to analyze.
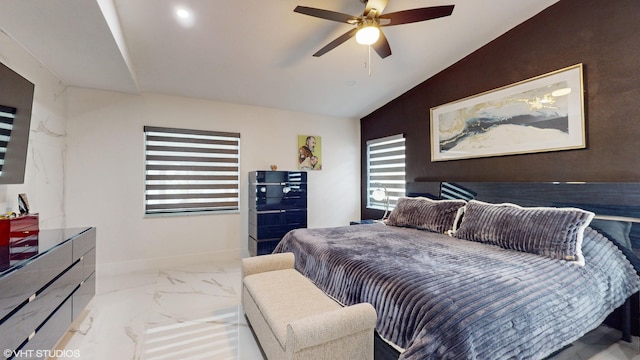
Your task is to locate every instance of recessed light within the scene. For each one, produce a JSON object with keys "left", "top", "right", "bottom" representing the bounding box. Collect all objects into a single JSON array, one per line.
[
  {"left": 176, "top": 8, "right": 190, "bottom": 18},
  {"left": 174, "top": 6, "right": 195, "bottom": 27}
]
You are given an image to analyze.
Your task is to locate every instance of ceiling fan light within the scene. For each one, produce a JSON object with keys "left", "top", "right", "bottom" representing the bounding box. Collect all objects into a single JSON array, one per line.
[{"left": 356, "top": 26, "right": 380, "bottom": 45}]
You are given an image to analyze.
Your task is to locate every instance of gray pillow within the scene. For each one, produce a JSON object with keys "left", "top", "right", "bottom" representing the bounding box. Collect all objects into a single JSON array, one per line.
[
  {"left": 454, "top": 200, "right": 594, "bottom": 266},
  {"left": 386, "top": 197, "right": 467, "bottom": 233}
]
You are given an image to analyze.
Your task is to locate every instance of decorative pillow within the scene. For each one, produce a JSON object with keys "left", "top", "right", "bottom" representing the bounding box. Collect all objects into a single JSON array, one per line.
[
  {"left": 386, "top": 197, "right": 467, "bottom": 233},
  {"left": 453, "top": 200, "right": 594, "bottom": 266}
]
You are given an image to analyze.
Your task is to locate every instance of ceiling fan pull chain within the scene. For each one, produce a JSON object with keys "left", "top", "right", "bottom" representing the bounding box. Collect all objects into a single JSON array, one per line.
[{"left": 368, "top": 45, "right": 372, "bottom": 77}]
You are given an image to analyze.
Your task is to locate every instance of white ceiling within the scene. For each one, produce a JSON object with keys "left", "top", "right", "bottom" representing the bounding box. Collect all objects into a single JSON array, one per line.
[{"left": 0, "top": 0, "right": 559, "bottom": 119}]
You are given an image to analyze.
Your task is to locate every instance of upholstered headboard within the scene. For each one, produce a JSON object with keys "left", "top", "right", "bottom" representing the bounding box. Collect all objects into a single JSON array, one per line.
[{"left": 406, "top": 181, "right": 640, "bottom": 258}]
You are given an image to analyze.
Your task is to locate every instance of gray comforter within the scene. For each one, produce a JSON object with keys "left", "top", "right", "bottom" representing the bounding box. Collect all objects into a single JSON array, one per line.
[{"left": 273, "top": 224, "right": 640, "bottom": 359}]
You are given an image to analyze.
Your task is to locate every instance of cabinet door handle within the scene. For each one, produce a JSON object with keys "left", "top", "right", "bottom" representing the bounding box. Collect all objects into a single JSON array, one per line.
[
  {"left": 252, "top": 182, "right": 291, "bottom": 186},
  {"left": 256, "top": 210, "right": 286, "bottom": 214}
]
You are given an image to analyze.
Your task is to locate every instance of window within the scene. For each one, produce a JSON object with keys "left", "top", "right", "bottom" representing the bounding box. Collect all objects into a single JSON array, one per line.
[
  {"left": 144, "top": 126, "right": 240, "bottom": 215},
  {"left": 366, "top": 134, "right": 406, "bottom": 211}
]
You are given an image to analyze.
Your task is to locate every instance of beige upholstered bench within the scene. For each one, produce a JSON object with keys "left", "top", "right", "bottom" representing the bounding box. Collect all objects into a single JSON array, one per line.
[{"left": 241, "top": 252, "right": 377, "bottom": 360}]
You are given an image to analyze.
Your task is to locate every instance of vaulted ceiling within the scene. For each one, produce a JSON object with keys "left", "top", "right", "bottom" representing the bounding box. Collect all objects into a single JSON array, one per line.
[{"left": 0, "top": 0, "right": 559, "bottom": 118}]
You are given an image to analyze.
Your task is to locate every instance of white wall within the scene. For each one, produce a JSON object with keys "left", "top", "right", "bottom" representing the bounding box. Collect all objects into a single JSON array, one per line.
[
  {"left": 64, "top": 89, "right": 360, "bottom": 274},
  {"left": 1, "top": 27, "right": 361, "bottom": 278},
  {"left": 0, "top": 31, "right": 67, "bottom": 228}
]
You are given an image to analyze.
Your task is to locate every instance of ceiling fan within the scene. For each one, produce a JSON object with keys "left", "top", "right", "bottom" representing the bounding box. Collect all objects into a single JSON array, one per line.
[{"left": 294, "top": 0, "right": 455, "bottom": 59}]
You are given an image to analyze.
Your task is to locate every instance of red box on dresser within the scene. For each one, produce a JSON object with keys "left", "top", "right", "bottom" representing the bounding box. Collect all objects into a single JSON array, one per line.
[{"left": 0, "top": 214, "right": 39, "bottom": 271}]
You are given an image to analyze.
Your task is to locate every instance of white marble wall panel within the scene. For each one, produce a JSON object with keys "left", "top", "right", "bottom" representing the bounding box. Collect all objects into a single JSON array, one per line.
[{"left": 0, "top": 30, "right": 67, "bottom": 228}]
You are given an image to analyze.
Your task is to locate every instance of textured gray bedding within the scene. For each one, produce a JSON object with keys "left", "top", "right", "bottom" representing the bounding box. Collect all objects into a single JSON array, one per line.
[{"left": 273, "top": 224, "right": 640, "bottom": 360}]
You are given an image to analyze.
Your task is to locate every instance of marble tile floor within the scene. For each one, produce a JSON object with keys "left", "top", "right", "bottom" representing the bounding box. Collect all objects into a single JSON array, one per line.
[
  {"left": 51, "top": 258, "right": 640, "bottom": 360},
  {"left": 53, "top": 259, "right": 262, "bottom": 360}
]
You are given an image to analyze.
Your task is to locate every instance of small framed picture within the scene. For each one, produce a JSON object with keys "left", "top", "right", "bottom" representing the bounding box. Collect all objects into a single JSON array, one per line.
[{"left": 298, "top": 135, "right": 322, "bottom": 170}]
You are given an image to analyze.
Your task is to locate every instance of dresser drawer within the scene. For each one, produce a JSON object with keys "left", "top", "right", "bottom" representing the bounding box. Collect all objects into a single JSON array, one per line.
[
  {"left": 20, "top": 298, "right": 73, "bottom": 359},
  {"left": 248, "top": 209, "right": 306, "bottom": 226},
  {"left": 248, "top": 236, "right": 282, "bottom": 256},
  {"left": 73, "top": 272, "right": 95, "bottom": 320},
  {"left": 80, "top": 248, "right": 96, "bottom": 281},
  {"left": 72, "top": 227, "right": 96, "bottom": 262},
  {"left": 0, "top": 254, "right": 80, "bottom": 353},
  {"left": 249, "top": 223, "right": 307, "bottom": 240},
  {"left": 250, "top": 185, "right": 307, "bottom": 211},
  {"left": 0, "top": 241, "right": 72, "bottom": 322},
  {"left": 249, "top": 210, "right": 307, "bottom": 239},
  {"left": 251, "top": 171, "right": 306, "bottom": 184}
]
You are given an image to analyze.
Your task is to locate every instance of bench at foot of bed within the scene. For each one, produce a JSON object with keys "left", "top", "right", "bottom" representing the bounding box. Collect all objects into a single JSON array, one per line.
[{"left": 241, "top": 252, "right": 377, "bottom": 360}]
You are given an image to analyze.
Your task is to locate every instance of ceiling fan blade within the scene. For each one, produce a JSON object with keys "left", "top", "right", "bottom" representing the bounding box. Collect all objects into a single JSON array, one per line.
[
  {"left": 363, "top": 0, "right": 388, "bottom": 17},
  {"left": 372, "top": 30, "right": 391, "bottom": 59},
  {"left": 379, "top": 5, "right": 455, "bottom": 26},
  {"left": 294, "top": 6, "right": 359, "bottom": 24},
  {"left": 313, "top": 28, "right": 358, "bottom": 57}
]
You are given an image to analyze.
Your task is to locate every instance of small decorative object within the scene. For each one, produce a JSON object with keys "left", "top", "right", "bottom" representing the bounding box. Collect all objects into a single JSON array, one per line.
[
  {"left": 270, "top": 165, "right": 278, "bottom": 171},
  {"left": 298, "top": 135, "right": 322, "bottom": 170},
  {"left": 18, "top": 193, "right": 29, "bottom": 215},
  {"left": 0, "top": 212, "right": 16, "bottom": 219},
  {"left": 430, "top": 63, "right": 585, "bottom": 161}
]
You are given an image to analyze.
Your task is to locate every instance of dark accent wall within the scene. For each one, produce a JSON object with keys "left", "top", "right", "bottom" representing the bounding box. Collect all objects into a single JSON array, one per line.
[{"left": 360, "top": 0, "right": 640, "bottom": 218}]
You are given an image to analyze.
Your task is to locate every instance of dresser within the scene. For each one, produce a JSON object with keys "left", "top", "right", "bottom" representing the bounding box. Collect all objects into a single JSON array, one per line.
[
  {"left": 248, "top": 171, "right": 307, "bottom": 256},
  {"left": 0, "top": 227, "right": 96, "bottom": 359}
]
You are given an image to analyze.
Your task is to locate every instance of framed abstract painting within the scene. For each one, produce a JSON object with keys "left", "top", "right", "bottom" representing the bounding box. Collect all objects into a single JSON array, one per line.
[{"left": 430, "top": 64, "right": 585, "bottom": 161}]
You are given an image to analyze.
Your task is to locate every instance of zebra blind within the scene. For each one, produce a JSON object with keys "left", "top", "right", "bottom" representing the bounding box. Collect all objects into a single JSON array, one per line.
[
  {"left": 366, "top": 134, "right": 406, "bottom": 211},
  {"left": 0, "top": 105, "right": 16, "bottom": 177},
  {"left": 144, "top": 126, "right": 240, "bottom": 215}
]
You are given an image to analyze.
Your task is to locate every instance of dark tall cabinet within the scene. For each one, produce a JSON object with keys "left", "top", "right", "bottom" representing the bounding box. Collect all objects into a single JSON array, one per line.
[{"left": 248, "top": 171, "right": 307, "bottom": 256}]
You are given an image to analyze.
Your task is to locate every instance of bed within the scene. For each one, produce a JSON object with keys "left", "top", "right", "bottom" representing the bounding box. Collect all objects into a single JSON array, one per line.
[{"left": 272, "top": 182, "right": 640, "bottom": 360}]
